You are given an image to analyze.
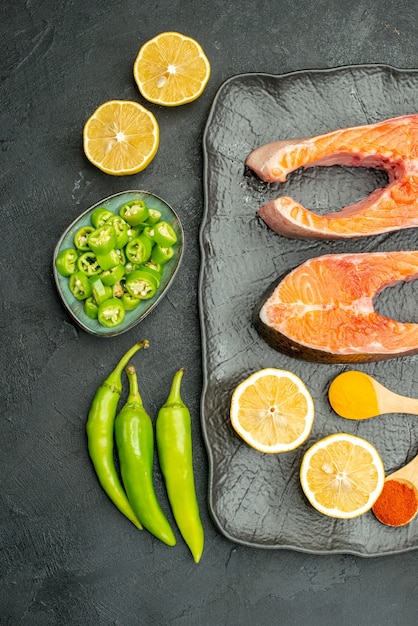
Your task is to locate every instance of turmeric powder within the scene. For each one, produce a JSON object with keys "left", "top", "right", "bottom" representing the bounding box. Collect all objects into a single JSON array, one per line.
[{"left": 328, "top": 370, "right": 380, "bottom": 419}]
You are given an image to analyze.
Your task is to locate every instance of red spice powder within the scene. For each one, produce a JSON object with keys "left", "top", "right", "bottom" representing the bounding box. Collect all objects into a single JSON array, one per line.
[{"left": 372, "top": 479, "right": 418, "bottom": 526}]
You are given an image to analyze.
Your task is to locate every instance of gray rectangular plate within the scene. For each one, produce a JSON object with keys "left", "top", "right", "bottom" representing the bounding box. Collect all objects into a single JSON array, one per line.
[{"left": 199, "top": 65, "right": 418, "bottom": 555}]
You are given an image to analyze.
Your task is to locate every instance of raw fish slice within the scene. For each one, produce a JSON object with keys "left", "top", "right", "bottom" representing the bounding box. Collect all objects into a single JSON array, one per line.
[
  {"left": 255, "top": 251, "right": 418, "bottom": 363},
  {"left": 246, "top": 114, "right": 418, "bottom": 239}
]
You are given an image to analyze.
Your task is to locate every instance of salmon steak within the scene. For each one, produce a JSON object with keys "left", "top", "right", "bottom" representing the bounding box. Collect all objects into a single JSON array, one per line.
[
  {"left": 255, "top": 251, "right": 418, "bottom": 363},
  {"left": 246, "top": 114, "right": 418, "bottom": 239}
]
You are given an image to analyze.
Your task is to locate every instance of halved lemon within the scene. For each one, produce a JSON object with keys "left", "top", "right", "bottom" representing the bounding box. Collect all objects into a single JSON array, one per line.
[
  {"left": 230, "top": 368, "right": 314, "bottom": 454},
  {"left": 133, "top": 31, "right": 210, "bottom": 106},
  {"left": 83, "top": 100, "right": 159, "bottom": 176},
  {"left": 300, "top": 433, "right": 385, "bottom": 519}
]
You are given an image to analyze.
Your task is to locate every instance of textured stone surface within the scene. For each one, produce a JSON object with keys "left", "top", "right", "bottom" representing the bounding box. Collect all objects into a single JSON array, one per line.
[{"left": 2, "top": 1, "right": 418, "bottom": 624}]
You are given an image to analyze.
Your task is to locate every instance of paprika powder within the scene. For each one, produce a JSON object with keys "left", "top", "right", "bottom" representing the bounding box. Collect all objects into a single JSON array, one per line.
[{"left": 372, "top": 479, "right": 418, "bottom": 526}]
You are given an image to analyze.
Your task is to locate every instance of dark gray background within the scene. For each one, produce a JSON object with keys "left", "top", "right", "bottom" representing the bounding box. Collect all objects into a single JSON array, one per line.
[{"left": 2, "top": 1, "right": 417, "bottom": 624}]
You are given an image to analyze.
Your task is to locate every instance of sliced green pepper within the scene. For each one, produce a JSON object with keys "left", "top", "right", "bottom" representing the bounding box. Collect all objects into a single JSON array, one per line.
[
  {"left": 151, "top": 221, "right": 177, "bottom": 247},
  {"left": 91, "top": 207, "right": 114, "bottom": 228},
  {"left": 125, "top": 262, "right": 140, "bottom": 274},
  {"left": 151, "top": 245, "right": 174, "bottom": 265},
  {"left": 104, "top": 285, "right": 114, "bottom": 300},
  {"left": 125, "top": 270, "right": 158, "bottom": 300},
  {"left": 89, "top": 276, "right": 109, "bottom": 304},
  {"left": 84, "top": 296, "right": 99, "bottom": 319},
  {"left": 127, "top": 226, "right": 141, "bottom": 241},
  {"left": 107, "top": 215, "right": 130, "bottom": 249},
  {"left": 63, "top": 201, "right": 176, "bottom": 320},
  {"left": 112, "top": 281, "right": 124, "bottom": 299},
  {"left": 125, "top": 235, "right": 152, "bottom": 265},
  {"left": 140, "top": 226, "right": 154, "bottom": 242},
  {"left": 119, "top": 200, "right": 149, "bottom": 226},
  {"left": 96, "top": 249, "right": 120, "bottom": 270},
  {"left": 55, "top": 248, "right": 78, "bottom": 277},
  {"left": 97, "top": 298, "right": 125, "bottom": 327},
  {"left": 144, "top": 260, "right": 163, "bottom": 274},
  {"left": 77, "top": 251, "right": 101, "bottom": 276},
  {"left": 87, "top": 225, "right": 117, "bottom": 255},
  {"left": 100, "top": 264, "right": 126, "bottom": 286},
  {"left": 145, "top": 208, "right": 162, "bottom": 225},
  {"left": 121, "top": 292, "right": 141, "bottom": 311},
  {"left": 74, "top": 226, "right": 95, "bottom": 251},
  {"left": 69, "top": 271, "right": 92, "bottom": 300},
  {"left": 115, "top": 248, "right": 126, "bottom": 265},
  {"left": 138, "top": 264, "right": 162, "bottom": 287}
]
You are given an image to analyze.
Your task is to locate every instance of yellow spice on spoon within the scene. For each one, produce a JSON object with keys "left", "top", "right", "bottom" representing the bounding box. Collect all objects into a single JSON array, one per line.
[
  {"left": 328, "top": 371, "right": 381, "bottom": 419},
  {"left": 328, "top": 370, "right": 418, "bottom": 419}
]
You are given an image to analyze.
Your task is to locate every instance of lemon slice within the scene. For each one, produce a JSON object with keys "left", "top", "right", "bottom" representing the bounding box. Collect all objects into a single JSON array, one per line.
[
  {"left": 300, "top": 433, "right": 385, "bottom": 519},
  {"left": 133, "top": 31, "right": 210, "bottom": 106},
  {"left": 230, "top": 368, "right": 314, "bottom": 454},
  {"left": 83, "top": 100, "right": 159, "bottom": 176}
]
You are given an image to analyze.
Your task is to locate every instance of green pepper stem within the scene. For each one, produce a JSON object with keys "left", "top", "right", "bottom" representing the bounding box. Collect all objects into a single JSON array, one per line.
[
  {"left": 164, "top": 368, "right": 186, "bottom": 408},
  {"left": 125, "top": 365, "right": 143, "bottom": 406},
  {"left": 104, "top": 340, "right": 149, "bottom": 390}
]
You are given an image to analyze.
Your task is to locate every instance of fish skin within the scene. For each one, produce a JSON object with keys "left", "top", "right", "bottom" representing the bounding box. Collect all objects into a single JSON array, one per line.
[
  {"left": 246, "top": 114, "right": 418, "bottom": 239},
  {"left": 255, "top": 251, "right": 418, "bottom": 363}
]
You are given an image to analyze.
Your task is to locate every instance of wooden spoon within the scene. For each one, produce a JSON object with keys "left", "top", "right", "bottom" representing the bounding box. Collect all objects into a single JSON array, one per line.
[
  {"left": 388, "top": 454, "right": 418, "bottom": 487},
  {"left": 328, "top": 370, "right": 418, "bottom": 419},
  {"left": 372, "top": 455, "right": 418, "bottom": 526}
]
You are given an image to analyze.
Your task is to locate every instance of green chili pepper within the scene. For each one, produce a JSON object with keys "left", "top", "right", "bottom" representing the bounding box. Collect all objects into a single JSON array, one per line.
[
  {"left": 86, "top": 340, "right": 149, "bottom": 529},
  {"left": 112, "top": 281, "right": 124, "bottom": 299},
  {"left": 144, "top": 260, "right": 163, "bottom": 275},
  {"left": 55, "top": 248, "right": 78, "bottom": 276},
  {"left": 156, "top": 368, "right": 204, "bottom": 563},
  {"left": 125, "top": 269, "right": 158, "bottom": 300},
  {"left": 125, "top": 261, "right": 140, "bottom": 274},
  {"left": 151, "top": 221, "right": 177, "bottom": 247},
  {"left": 97, "top": 298, "right": 125, "bottom": 327},
  {"left": 91, "top": 207, "right": 113, "bottom": 228},
  {"left": 87, "top": 225, "right": 117, "bottom": 255},
  {"left": 116, "top": 247, "right": 126, "bottom": 265},
  {"left": 102, "top": 285, "right": 113, "bottom": 302},
  {"left": 125, "top": 235, "right": 152, "bottom": 265},
  {"left": 137, "top": 264, "right": 162, "bottom": 287},
  {"left": 127, "top": 226, "right": 140, "bottom": 242},
  {"left": 96, "top": 249, "right": 120, "bottom": 271},
  {"left": 121, "top": 292, "right": 141, "bottom": 311},
  {"left": 77, "top": 251, "right": 101, "bottom": 276},
  {"left": 107, "top": 215, "right": 130, "bottom": 248},
  {"left": 119, "top": 200, "right": 149, "bottom": 226},
  {"left": 115, "top": 365, "right": 176, "bottom": 546},
  {"left": 89, "top": 275, "right": 108, "bottom": 304},
  {"left": 69, "top": 271, "right": 92, "bottom": 300},
  {"left": 84, "top": 296, "right": 99, "bottom": 319},
  {"left": 74, "top": 226, "right": 95, "bottom": 251},
  {"left": 151, "top": 244, "right": 174, "bottom": 265},
  {"left": 100, "top": 264, "right": 126, "bottom": 286},
  {"left": 140, "top": 226, "right": 154, "bottom": 242},
  {"left": 145, "top": 208, "right": 162, "bottom": 225}
]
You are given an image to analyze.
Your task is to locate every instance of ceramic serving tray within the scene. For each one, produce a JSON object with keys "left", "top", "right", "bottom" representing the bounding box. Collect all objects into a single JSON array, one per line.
[{"left": 199, "top": 65, "right": 418, "bottom": 555}]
